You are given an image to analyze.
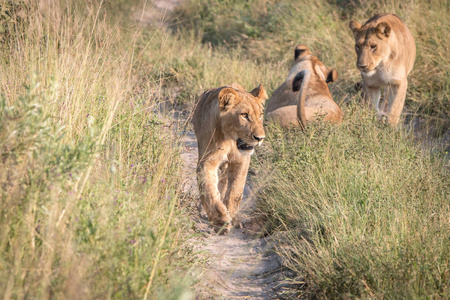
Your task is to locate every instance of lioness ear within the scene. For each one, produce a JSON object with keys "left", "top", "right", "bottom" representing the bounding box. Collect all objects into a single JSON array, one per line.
[
  {"left": 349, "top": 20, "right": 361, "bottom": 37},
  {"left": 294, "top": 44, "right": 311, "bottom": 60},
  {"left": 218, "top": 88, "right": 239, "bottom": 110},
  {"left": 292, "top": 71, "right": 306, "bottom": 92},
  {"left": 250, "top": 84, "right": 268, "bottom": 102},
  {"left": 376, "top": 22, "right": 391, "bottom": 38},
  {"left": 326, "top": 68, "right": 338, "bottom": 84}
]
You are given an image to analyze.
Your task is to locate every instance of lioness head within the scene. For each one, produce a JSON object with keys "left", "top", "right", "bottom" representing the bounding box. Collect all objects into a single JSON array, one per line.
[
  {"left": 293, "top": 44, "right": 338, "bottom": 84},
  {"left": 218, "top": 84, "right": 267, "bottom": 155},
  {"left": 349, "top": 19, "right": 391, "bottom": 74}
]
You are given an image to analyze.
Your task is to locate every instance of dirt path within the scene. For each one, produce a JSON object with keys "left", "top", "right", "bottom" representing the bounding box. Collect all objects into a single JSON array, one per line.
[
  {"left": 133, "top": 0, "right": 185, "bottom": 26},
  {"left": 180, "top": 129, "right": 292, "bottom": 299},
  {"left": 137, "top": 1, "right": 294, "bottom": 298}
]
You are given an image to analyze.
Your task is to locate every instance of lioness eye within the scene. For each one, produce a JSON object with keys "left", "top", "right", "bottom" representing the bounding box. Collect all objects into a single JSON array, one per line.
[
  {"left": 241, "top": 113, "right": 249, "bottom": 120},
  {"left": 371, "top": 44, "right": 377, "bottom": 50},
  {"left": 355, "top": 45, "right": 360, "bottom": 51}
]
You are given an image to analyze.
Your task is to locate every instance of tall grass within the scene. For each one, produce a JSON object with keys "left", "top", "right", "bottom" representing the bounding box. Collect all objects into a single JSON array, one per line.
[
  {"left": 253, "top": 107, "right": 449, "bottom": 298},
  {"left": 175, "top": 0, "right": 449, "bottom": 128},
  {"left": 0, "top": 1, "right": 195, "bottom": 298},
  {"left": 2, "top": 0, "right": 443, "bottom": 298},
  {"left": 156, "top": 1, "right": 449, "bottom": 297}
]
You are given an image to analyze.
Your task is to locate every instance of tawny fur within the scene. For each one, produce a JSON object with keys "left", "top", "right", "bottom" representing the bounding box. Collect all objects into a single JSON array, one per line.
[
  {"left": 192, "top": 84, "right": 267, "bottom": 233},
  {"left": 265, "top": 45, "right": 343, "bottom": 128},
  {"left": 349, "top": 13, "right": 416, "bottom": 125}
]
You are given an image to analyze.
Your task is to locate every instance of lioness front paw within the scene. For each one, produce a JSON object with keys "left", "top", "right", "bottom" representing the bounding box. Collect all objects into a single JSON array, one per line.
[
  {"left": 232, "top": 217, "right": 244, "bottom": 229},
  {"left": 209, "top": 210, "right": 232, "bottom": 234},
  {"left": 376, "top": 111, "right": 388, "bottom": 123},
  {"left": 212, "top": 219, "right": 232, "bottom": 235}
]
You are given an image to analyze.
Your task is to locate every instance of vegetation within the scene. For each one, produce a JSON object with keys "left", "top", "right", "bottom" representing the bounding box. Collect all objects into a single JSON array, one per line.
[
  {"left": 0, "top": 1, "right": 195, "bottom": 298},
  {"left": 174, "top": 0, "right": 449, "bottom": 128},
  {"left": 0, "top": 0, "right": 448, "bottom": 298},
  {"left": 171, "top": 0, "right": 450, "bottom": 297},
  {"left": 254, "top": 113, "right": 449, "bottom": 298}
]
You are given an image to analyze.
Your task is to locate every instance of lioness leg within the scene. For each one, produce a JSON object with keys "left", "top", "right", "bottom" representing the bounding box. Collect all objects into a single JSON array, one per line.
[
  {"left": 196, "top": 161, "right": 232, "bottom": 230},
  {"left": 364, "top": 84, "right": 381, "bottom": 112},
  {"left": 223, "top": 158, "right": 250, "bottom": 228},
  {"left": 386, "top": 79, "right": 408, "bottom": 125},
  {"left": 218, "top": 163, "right": 229, "bottom": 201}
]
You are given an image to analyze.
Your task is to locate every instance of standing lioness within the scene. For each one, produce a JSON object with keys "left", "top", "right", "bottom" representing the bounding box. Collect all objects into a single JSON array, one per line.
[
  {"left": 349, "top": 14, "right": 416, "bottom": 125},
  {"left": 192, "top": 83, "right": 267, "bottom": 233}
]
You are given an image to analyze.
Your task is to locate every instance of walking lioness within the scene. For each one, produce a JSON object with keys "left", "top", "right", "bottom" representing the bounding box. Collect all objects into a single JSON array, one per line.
[
  {"left": 192, "top": 83, "right": 267, "bottom": 233},
  {"left": 349, "top": 13, "right": 416, "bottom": 125},
  {"left": 265, "top": 45, "right": 343, "bottom": 128}
]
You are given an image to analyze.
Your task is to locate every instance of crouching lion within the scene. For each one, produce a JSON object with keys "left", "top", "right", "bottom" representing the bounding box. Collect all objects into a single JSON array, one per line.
[
  {"left": 265, "top": 45, "right": 343, "bottom": 128},
  {"left": 192, "top": 83, "right": 267, "bottom": 233},
  {"left": 349, "top": 13, "right": 416, "bottom": 125}
]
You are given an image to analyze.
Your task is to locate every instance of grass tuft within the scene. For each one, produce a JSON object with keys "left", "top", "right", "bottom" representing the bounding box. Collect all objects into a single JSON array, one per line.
[
  {"left": 254, "top": 105, "right": 449, "bottom": 298},
  {"left": 175, "top": 0, "right": 449, "bottom": 127},
  {"left": 0, "top": 1, "right": 196, "bottom": 298}
]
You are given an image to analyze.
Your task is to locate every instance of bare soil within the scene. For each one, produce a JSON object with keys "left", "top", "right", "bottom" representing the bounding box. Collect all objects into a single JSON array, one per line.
[
  {"left": 180, "top": 129, "right": 295, "bottom": 299},
  {"left": 133, "top": 0, "right": 185, "bottom": 26}
]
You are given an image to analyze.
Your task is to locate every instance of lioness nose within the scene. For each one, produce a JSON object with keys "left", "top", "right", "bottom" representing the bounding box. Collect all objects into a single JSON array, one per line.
[
  {"left": 358, "top": 64, "right": 368, "bottom": 69},
  {"left": 253, "top": 135, "right": 265, "bottom": 141}
]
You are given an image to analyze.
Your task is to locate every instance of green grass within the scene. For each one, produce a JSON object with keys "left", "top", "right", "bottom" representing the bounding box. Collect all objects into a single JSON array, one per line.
[
  {"left": 1, "top": 0, "right": 448, "bottom": 298},
  {"left": 253, "top": 108, "right": 449, "bottom": 298},
  {"left": 0, "top": 1, "right": 196, "bottom": 298},
  {"left": 168, "top": 1, "right": 449, "bottom": 297},
  {"left": 173, "top": 0, "right": 449, "bottom": 128}
]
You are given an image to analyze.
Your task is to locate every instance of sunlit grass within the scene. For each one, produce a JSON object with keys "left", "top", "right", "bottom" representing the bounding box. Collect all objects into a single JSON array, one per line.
[
  {"left": 0, "top": 1, "right": 196, "bottom": 298},
  {"left": 174, "top": 0, "right": 449, "bottom": 128},
  {"left": 1, "top": 0, "right": 448, "bottom": 298},
  {"left": 253, "top": 106, "right": 449, "bottom": 298},
  {"left": 159, "top": 0, "right": 449, "bottom": 297}
]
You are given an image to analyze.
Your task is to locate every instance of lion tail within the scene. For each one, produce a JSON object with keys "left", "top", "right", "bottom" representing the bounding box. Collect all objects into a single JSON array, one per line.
[{"left": 292, "top": 70, "right": 310, "bottom": 130}]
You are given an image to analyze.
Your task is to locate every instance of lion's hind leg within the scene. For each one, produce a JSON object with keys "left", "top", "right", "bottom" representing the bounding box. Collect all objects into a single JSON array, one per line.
[{"left": 266, "top": 106, "right": 299, "bottom": 127}]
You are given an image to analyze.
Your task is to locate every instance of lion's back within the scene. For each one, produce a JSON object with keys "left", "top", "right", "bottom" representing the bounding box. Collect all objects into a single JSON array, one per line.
[{"left": 192, "top": 88, "right": 221, "bottom": 152}]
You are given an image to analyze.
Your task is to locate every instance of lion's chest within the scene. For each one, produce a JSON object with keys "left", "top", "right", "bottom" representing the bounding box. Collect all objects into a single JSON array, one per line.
[
  {"left": 380, "top": 65, "right": 406, "bottom": 85},
  {"left": 362, "top": 54, "right": 407, "bottom": 87},
  {"left": 361, "top": 70, "right": 382, "bottom": 86},
  {"left": 209, "top": 140, "right": 246, "bottom": 163},
  {"left": 361, "top": 66, "right": 404, "bottom": 87}
]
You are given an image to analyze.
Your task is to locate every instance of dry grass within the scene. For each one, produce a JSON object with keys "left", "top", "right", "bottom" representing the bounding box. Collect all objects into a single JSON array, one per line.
[
  {"left": 253, "top": 109, "right": 449, "bottom": 297},
  {"left": 173, "top": 0, "right": 449, "bottom": 129},
  {"left": 0, "top": 1, "right": 196, "bottom": 298},
  {"left": 1, "top": 0, "right": 448, "bottom": 298},
  {"left": 167, "top": 0, "right": 449, "bottom": 298}
]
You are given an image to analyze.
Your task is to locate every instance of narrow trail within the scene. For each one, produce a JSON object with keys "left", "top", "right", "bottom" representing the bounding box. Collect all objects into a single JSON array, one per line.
[
  {"left": 180, "top": 130, "right": 293, "bottom": 299},
  {"left": 137, "top": 1, "right": 294, "bottom": 298}
]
